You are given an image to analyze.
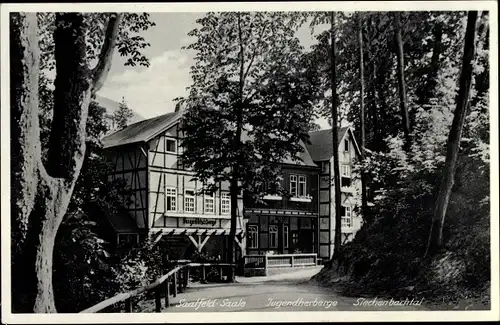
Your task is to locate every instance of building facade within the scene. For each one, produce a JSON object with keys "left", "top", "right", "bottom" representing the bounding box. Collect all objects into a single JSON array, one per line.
[
  {"left": 100, "top": 108, "right": 363, "bottom": 263},
  {"left": 307, "top": 127, "right": 363, "bottom": 260},
  {"left": 243, "top": 145, "right": 321, "bottom": 256},
  {"left": 102, "top": 110, "right": 246, "bottom": 260}
]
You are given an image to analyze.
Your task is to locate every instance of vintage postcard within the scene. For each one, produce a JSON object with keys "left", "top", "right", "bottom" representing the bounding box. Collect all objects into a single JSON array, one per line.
[{"left": 1, "top": 1, "right": 498, "bottom": 323}]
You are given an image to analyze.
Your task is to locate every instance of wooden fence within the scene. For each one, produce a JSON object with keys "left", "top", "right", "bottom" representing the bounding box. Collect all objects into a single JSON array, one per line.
[
  {"left": 243, "top": 253, "right": 318, "bottom": 269},
  {"left": 79, "top": 262, "right": 235, "bottom": 313}
]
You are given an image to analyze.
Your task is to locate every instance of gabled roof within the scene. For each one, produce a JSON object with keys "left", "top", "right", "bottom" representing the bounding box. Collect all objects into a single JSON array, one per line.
[
  {"left": 306, "top": 127, "right": 360, "bottom": 161},
  {"left": 94, "top": 95, "right": 145, "bottom": 124},
  {"left": 283, "top": 141, "right": 318, "bottom": 167},
  {"left": 102, "top": 110, "right": 182, "bottom": 148},
  {"left": 99, "top": 203, "right": 140, "bottom": 233},
  {"left": 240, "top": 130, "right": 318, "bottom": 168}
]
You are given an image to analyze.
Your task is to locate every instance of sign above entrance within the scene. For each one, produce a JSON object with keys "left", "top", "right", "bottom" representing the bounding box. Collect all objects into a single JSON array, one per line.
[{"left": 182, "top": 217, "right": 219, "bottom": 228}]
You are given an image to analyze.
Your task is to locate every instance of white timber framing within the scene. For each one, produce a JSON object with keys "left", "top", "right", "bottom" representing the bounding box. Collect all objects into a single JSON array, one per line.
[{"left": 187, "top": 234, "right": 211, "bottom": 252}]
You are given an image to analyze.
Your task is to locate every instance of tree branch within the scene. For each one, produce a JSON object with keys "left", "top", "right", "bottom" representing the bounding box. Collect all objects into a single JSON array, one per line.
[
  {"left": 92, "top": 13, "right": 123, "bottom": 94},
  {"left": 46, "top": 13, "right": 91, "bottom": 180},
  {"left": 242, "top": 21, "right": 267, "bottom": 82}
]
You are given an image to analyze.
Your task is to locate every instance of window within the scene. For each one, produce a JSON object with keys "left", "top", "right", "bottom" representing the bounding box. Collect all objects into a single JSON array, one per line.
[
  {"left": 247, "top": 225, "right": 259, "bottom": 249},
  {"left": 322, "top": 161, "right": 330, "bottom": 174},
  {"left": 290, "top": 175, "right": 298, "bottom": 197},
  {"left": 269, "top": 225, "right": 278, "bottom": 248},
  {"left": 221, "top": 192, "right": 230, "bottom": 214},
  {"left": 184, "top": 190, "right": 195, "bottom": 213},
  {"left": 341, "top": 206, "right": 352, "bottom": 228},
  {"left": 292, "top": 232, "right": 299, "bottom": 245},
  {"left": 344, "top": 139, "right": 349, "bottom": 152},
  {"left": 341, "top": 165, "right": 351, "bottom": 177},
  {"left": 341, "top": 165, "right": 352, "bottom": 187},
  {"left": 166, "top": 138, "right": 177, "bottom": 153},
  {"left": 298, "top": 176, "right": 307, "bottom": 197},
  {"left": 165, "top": 187, "right": 177, "bottom": 211},
  {"left": 118, "top": 233, "right": 139, "bottom": 245},
  {"left": 284, "top": 225, "right": 289, "bottom": 248},
  {"left": 204, "top": 193, "right": 215, "bottom": 214}
]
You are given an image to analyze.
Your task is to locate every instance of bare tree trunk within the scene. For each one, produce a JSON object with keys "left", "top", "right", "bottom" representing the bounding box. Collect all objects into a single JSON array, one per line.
[
  {"left": 424, "top": 11, "right": 478, "bottom": 257},
  {"left": 10, "top": 12, "right": 121, "bottom": 313},
  {"left": 357, "top": 13, "right": 368, "bottom": 218},
  {"left": 329, "top": 12, "right": 343, "bottom": 260},
  {"left": 394, "top": 12, "right": 411, "bottom": 151}
]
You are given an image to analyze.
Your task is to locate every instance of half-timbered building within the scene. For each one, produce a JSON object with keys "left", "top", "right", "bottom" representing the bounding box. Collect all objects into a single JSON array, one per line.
[
  {"left": 243, "top": 144, "right": 321, "bottom": 256},
  {"left": 306, "top": 127, "right": 363, "bottom": 261},
  {"left": 101, "top": 110, "right": 246, "bottom": 260}
]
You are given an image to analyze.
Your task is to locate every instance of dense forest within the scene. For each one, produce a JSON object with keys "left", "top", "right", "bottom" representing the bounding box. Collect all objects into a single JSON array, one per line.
[{"left": 310, "top": 11, "right": 490, "bottom": 309}]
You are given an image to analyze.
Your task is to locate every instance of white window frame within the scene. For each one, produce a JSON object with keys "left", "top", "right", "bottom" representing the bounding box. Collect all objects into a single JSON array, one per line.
[
  {"left": 165, "top": 187, "right": 177, "bottom": 212},
  {"left": 184, "top": 189, "right": 195, "bottom": 213},
  {"left": 289, "top": 175, "right": 298, "bottom": 197},
  {"left": 221, "top": 192, "right": 231, "bottom": 215},
  {"left": 284, "top": 225, "right": 289, "bottom": 249},
  {"left": 204, "top": 192, "right": 215, "bottom": 214},
  {"left": 342, "top": 205, "right": 352, "bottom": 228},
  {"left": 247, "top": 225, "right": 259, "bottom": 249},
  {"left": 165, "top": 138, "right": 177, "bottom": 154},
  {"left": 344, "top": 139, "right": 350, "bottom": 152},
  {"left": 298, "top": 175, "right": 307, "bottom": 197},
  {"left": 341, "top": 165, "right": 351, "bottom": 177},
  {"left": 269, "top": 224, "right": 278, "bottom": 248}
]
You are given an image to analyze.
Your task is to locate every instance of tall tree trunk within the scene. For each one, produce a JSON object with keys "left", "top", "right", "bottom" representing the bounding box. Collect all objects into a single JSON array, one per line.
[
  {"left": 357, "top": 13, "right": 369, "bottom": 218},
  {"left": 226, "top": 12, "right": 246, "bottom": 282},
  {"left": 418, "top": 20, "right": 443, "bottom": 106},
  {"left": 329, "top": 12, "right": 343, "bottom": 260},
  {"left": 394, "top": 12, "right": 411, "bottom": 151},
  {"left": 424, "top": 11, "right": 478, "bottom": 257},
  {"left": 10, "top": 12, "right": 121, "bottom": 313}
]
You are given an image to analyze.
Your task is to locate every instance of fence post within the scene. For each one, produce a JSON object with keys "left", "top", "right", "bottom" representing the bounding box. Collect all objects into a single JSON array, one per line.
[
  {"left": 201, "top": 265, "right": 206, "bottom": 283},
  {"left": 165, "top": 277, "right": 170, "bottom": 308},
  {"left": 185, "top": 267, "right": 190, "bottom": 288},
  {"left": 173, "top": 272, "right": 178, "bottom": 297},
  {"left": 155, "top": 287, "right": 162, "bottom": 312},
  {"left": 219, "top": 265, "right": 223, "bottom": 282},
  {"left": 263, "top": 255, "right": 268, "bottom": 270},
  {"left": 291, "top": 255, "right": 294, "bottom": 268},
  {"left": 178, "top": 269, "right": 184, "bottom": 293},
  {"left": 125, "top": 297, "right": 133, "bottom": 313}
]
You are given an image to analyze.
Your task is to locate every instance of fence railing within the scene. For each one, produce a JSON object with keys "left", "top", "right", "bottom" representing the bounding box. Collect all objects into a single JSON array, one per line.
[
  {"left": 79, "top": 262, "right": 235, "bottom": 313},
  {"left": 243, "top": 253, "right": 317, "bottom": 269}
]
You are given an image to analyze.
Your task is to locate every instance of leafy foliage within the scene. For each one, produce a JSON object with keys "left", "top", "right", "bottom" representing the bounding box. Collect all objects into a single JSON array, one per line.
[
  {"left": 311, "top": 11, "right": 490, "bottom": 307},
  {"left": 180, "top": 12, "right": 321, "bottom": 199}
]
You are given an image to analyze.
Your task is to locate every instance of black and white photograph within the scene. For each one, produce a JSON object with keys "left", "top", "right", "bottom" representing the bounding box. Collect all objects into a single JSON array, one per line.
[{"left": 1, "top": 1, "right": 498, "bottom": 323}]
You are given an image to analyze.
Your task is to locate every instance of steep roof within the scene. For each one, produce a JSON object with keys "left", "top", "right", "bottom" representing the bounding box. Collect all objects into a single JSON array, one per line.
[
  {"left": 99, "top": 203, "right": 140, "bottom": 233},
  {"left": 94, "top": 95, "right": 145, "bottom": 124},
  {"left": 306, "top": 127, "right": 351, "bottom": 161},
  {"left": 240, "top": 130, "right": 318, "bottom": 168},
  {"left": 282, "top": 141, "right": 318, "bottom": 167},
  {"left": 102, "top": 111, "right": 181, "bottom": 148}
]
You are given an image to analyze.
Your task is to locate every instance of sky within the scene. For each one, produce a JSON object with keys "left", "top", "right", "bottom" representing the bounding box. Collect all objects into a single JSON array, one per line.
[{"left": 97, "top": 12, "right": 331, "bottom": 128}]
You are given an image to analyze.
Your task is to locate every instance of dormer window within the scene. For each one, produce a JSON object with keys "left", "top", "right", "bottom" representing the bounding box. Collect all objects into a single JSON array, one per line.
[
  {"left": 344, "top": 139, "right": 349, "bottom": 152},
  {"left": 166, "top": 138, "right": 177, "bottom": 153}
]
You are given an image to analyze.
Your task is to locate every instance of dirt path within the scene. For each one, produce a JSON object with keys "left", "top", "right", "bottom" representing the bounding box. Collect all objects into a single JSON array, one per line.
[{"left": 138, "top": 267, "right": 428, "bottom": 312}]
